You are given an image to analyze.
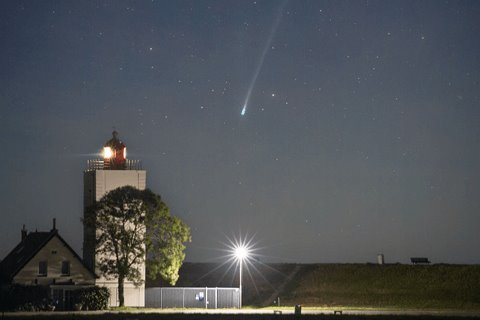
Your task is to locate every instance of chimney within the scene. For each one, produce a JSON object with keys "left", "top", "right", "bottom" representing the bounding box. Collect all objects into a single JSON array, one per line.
[
  {"left": 21, "top": 225, "right": 27, "bottom": 241},
  {"left": 52, "top": 218, "right": 57, "bottom": 231}
]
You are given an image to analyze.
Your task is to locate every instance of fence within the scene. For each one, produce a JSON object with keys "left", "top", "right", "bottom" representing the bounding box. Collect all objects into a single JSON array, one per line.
[{"left": 145, "top": 287, "right": 240, "bottom": 309}]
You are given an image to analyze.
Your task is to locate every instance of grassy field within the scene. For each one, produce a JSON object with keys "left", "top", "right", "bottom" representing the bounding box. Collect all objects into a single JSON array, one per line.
[
  {"left": 147, "top": 263, "right": 480, "bottom": 310},
  {"left": 283, "top": 264, "right": 480, "bottom": 309}
]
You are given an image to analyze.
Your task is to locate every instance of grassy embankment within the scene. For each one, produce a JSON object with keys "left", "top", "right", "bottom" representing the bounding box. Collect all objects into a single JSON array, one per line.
[
  {"left": 283, "top": 264, "right": 480, "bottom": 310},
  {"left": 147, "top": 263, "right": 480, "bottom": 310}
]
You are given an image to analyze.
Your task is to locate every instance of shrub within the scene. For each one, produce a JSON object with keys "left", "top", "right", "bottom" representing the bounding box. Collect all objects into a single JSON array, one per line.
[
  {"left": 0, "top": 284, "right": 50, "bottom": 311},
  {"left": 74, "top": 286, "right": 109, "bottom": 310}
]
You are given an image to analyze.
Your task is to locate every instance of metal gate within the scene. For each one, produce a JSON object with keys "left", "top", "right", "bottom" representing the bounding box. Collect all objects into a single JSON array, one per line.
[{"left": 145, "top": 287, "right": 240, "bottom": 309}]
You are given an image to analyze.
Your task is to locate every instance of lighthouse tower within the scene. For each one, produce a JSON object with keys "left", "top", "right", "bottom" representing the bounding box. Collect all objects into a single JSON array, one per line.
[{"left": 83, "top": 131, "right": 146, "bottom": 307}]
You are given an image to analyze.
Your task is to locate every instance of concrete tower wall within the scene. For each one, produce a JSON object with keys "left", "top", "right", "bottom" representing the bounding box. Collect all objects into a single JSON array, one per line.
[{"left": 83, "top": 169, "right": 147, "bottom": 307}]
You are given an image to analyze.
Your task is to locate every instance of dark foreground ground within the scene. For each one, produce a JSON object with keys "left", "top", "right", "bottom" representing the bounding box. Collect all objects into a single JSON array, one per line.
[{"left": 2, "top": 310, "right": 480, "bottom": 320}]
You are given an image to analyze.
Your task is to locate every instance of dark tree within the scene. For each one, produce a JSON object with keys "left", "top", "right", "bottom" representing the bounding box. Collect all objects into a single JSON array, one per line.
[{"left": 84, "top": 186, "right": 190, "bottom": 306}]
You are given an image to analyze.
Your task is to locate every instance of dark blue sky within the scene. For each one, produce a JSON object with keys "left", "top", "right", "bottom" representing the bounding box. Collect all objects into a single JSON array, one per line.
[{"left": 1, "top": 0, "right": 479, "bottom": 263}]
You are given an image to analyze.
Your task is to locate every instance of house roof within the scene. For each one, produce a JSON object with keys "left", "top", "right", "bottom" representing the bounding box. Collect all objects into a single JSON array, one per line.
[{"left": 0, "top": 229, "right": 96, "bottom": 282}]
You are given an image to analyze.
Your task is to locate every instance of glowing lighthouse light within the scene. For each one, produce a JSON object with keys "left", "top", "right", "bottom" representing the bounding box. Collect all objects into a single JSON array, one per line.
[
  {"left": 102, "top": 131, "right": 127, "bottom": 170},
  {"left": 103, "top": 146, "right": 113, "bottom": 159}
]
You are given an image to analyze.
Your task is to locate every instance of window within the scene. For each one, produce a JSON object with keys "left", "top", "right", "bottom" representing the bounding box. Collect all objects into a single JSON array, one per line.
[
  {"left": 61, "top": 261, "right": 70, "bottom": 276},
  {"left": 38, "top": 261, "right": 47, "bottom": 276}
]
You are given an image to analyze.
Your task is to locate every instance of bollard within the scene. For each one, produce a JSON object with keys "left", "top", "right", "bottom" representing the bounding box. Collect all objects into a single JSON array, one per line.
[{"left": 295, "top": 304, "right": 302, "bottom": 316}]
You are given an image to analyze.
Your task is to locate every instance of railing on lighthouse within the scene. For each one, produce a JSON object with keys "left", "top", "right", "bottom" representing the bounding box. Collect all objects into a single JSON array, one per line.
[{"left": 86, "top": 159, "right": 142, "bottom": 171}]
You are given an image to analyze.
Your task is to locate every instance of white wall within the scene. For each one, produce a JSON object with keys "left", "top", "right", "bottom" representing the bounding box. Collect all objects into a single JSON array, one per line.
[
  {"left": 83, "top": 169, "right": 147, "bottom": 307},
  {"left": 93, "top": 170, "right": 146, "bottom": 200},
  {"left": 14, "top": 235, "right": 95, "bottom": 286},
  {"left": 96, "top": 279, "right": 145, "bottom": 307}
]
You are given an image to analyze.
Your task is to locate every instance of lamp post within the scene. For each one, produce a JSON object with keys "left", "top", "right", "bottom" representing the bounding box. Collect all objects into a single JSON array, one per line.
[{"left": 234, "top": 245, "right": 248, "bottom": 308}]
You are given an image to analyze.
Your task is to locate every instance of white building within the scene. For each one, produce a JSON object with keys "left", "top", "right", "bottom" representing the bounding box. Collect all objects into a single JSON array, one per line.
[{"left": 83, "top": 131, "right": 146, "bottom": 307}]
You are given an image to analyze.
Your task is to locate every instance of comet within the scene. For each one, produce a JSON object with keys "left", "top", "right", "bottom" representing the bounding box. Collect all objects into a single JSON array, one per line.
[
  {"left": 241, "top": 104, "right": 247, "bottom": 116},
  {"left": 241, "top": 0, "right": 288, "bottom": 116}
]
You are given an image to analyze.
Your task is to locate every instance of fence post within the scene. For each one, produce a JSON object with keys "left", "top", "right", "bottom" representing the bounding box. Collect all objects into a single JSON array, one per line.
[
  {"left": 205, "top": 287, "right": 208, "bottom": 309},
  {"left": 160, "top": 288, "right": 163, "bottom": 309},
  {"left": 183, "top": 288, "right": 185, "bottom": 308},
  {"left": 215, "top": 287, "right": 218, "bottom": 309}
]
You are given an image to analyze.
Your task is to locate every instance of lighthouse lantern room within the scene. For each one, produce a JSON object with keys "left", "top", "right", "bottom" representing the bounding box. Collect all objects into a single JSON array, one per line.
[
  {"left": 103, "top": 130, "right": 127, "bottom": 170},
  {"left": 85, "top": 131, "right": 141, "bottom": 171}
]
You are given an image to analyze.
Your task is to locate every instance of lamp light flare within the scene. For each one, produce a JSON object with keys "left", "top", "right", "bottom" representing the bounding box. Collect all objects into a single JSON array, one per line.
[
  {"left": 103, "top": 146, "right": 113, "bottom": 159},
  {"left": 241, "top": 105, "right": 247, "bottom": 116},
  {"left": 234, "top": 245, "right": 249, "bottom": 260}
]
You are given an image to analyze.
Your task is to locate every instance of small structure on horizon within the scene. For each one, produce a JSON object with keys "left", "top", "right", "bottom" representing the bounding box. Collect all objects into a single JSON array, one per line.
[
  {"left": 377, "top": 254, "right": 385, "bottom": 265},
  {"left": 410, "top": 257, "right": 431, "bottom": 265}
]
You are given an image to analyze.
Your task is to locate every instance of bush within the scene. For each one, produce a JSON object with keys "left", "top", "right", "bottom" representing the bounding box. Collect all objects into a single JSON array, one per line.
[
  {"left": 0, "top": 284, "right": 50, "bottom": 311},
  {"left": 74, "top": 286, "right": 109, "bottom": 310}
]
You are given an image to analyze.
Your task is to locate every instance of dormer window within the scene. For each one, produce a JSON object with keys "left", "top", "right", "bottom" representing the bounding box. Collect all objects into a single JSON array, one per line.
[
  {"left": 61, "top": 261, "right": 70, "bottom": 276},
  {"left": 38, "top": 261, "right": 47, "bottom": 276}
]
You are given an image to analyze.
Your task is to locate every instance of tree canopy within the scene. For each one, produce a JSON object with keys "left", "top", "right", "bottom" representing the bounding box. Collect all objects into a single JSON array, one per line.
[{"left": 84, "top": 186, "right": 191, "bottom": 306}]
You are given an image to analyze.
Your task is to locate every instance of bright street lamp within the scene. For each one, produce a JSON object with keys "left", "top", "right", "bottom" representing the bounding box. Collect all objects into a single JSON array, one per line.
[
  {"left": 234, "top": 245, "right": 249, "bottom": 308},
  {"left": 234, "top": 246, "right": 248, "bottom": 261}
]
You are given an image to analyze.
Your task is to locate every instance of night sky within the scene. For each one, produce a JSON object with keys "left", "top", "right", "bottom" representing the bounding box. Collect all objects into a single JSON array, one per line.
[{"left": 1, "top": 0, "right": 479, "bottom": 264}]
